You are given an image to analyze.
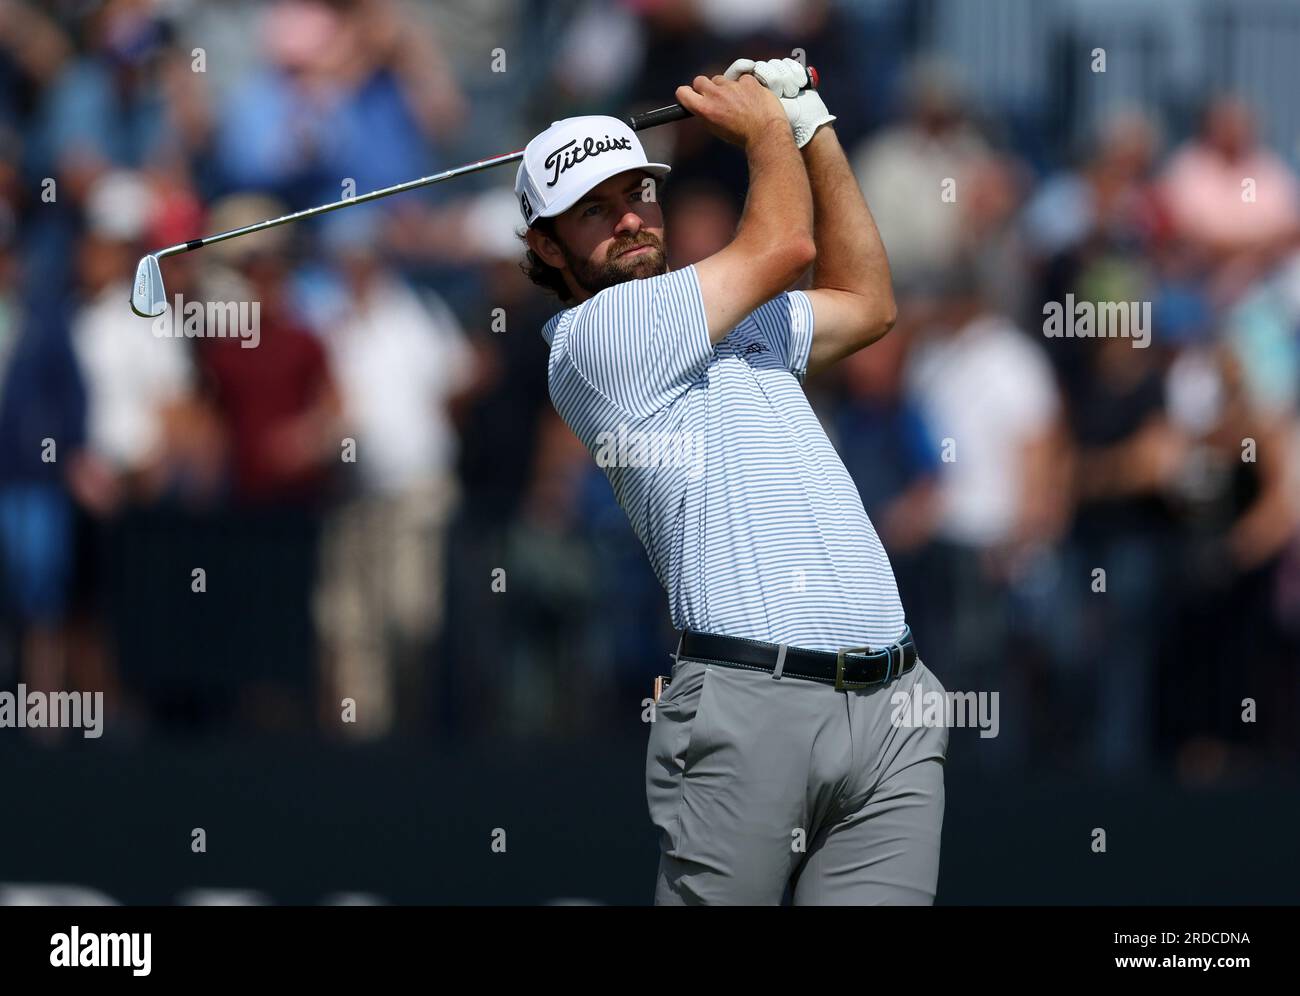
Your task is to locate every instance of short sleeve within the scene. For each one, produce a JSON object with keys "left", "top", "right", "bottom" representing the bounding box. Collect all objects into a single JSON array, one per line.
[
  {"left": 418, "top": 288, "right": 475, "bottom": 396},
  {"left": 562, "top": 264, "right": 714, "bottom": 418},
  {"left": 998, "top": 333, "right": 1060, "bottom": 426},
  {"left": 748, "top": 289, "right": 815, "bottom": 382}
]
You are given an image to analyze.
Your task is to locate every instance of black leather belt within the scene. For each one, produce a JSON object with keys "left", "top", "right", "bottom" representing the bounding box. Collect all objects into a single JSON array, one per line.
[{"left": 675, "top": 625, "right": 917, "bottom": 691}]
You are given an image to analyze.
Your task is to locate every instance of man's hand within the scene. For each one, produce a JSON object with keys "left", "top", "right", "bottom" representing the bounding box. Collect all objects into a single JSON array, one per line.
[
  {"left": 724, "top": 57, "right": 835, "bottom": 148},
  {"left": 674, "top": 73, "right": 789, "bottom": 149}
]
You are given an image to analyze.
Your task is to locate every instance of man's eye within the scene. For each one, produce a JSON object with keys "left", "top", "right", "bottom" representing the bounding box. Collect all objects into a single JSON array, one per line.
[{"left": 583, "top": 204, "right": 601, "bottom": 217}]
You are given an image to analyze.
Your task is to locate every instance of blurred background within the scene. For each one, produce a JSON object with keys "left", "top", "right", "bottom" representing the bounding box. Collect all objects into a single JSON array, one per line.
[{"left": 0, "top": 0, "right": 1297, "bottom": 904}]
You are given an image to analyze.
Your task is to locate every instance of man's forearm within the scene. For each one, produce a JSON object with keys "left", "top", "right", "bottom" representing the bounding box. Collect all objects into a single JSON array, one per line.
[
  {"left": 801, "top": 126, "right": 895, "bottom": 323},
  {"left": 740, "top": 120, "right": 815, "bottom": 257},
  {"left": 680, "top": 72, "right": 817, "bottom": 341}
]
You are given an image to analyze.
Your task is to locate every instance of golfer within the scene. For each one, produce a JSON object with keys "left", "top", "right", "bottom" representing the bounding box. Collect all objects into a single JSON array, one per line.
[{"left": 516, "top": 58, "right": 949, "bottom": 905}]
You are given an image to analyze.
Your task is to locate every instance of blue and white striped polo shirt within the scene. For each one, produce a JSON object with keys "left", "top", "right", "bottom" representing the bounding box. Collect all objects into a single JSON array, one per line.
[{"left": 540, "top": 264, "right": 906, "bottom": 652}]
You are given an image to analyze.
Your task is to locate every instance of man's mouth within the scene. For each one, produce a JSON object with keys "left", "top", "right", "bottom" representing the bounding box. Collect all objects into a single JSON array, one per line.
[{"left": 616, "top": 244, "right": 655, "bottom": 259}]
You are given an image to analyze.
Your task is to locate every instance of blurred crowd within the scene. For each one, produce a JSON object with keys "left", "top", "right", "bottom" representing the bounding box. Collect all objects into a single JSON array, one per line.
[{"left": 0, "top": 0, "right": 1296, "bottom": 783}]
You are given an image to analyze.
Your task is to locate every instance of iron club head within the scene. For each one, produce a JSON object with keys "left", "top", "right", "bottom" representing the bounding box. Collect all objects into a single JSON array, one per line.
[{"left": 130, "top": 254, "right": 166, "bottom": 318}]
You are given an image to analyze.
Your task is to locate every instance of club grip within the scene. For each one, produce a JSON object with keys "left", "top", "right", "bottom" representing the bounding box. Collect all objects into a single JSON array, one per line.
[
  {"left": 628, "top": 103, "right": 690, "bottom": 131},
  {"left": 627, "top": 64, "right": 820, "bottom": 132}
]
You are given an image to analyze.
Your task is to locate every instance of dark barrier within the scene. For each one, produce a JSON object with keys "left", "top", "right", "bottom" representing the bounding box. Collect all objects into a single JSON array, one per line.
[{"left": 1, "top": 736, "right": 1296, "bottom": 905}]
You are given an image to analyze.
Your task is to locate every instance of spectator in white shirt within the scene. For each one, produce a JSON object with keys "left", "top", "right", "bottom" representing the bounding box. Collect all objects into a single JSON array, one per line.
[
  {"left": 904, "top": 261, "right": 1069, "bottom": 771},
  {"left": 312, "top": 210, "right": 476, "bottom": 739}
]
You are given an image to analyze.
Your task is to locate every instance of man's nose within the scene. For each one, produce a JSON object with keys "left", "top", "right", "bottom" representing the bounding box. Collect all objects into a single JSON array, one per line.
[{"left": 614, "top": 211, "right": 643, "bottom": 236}]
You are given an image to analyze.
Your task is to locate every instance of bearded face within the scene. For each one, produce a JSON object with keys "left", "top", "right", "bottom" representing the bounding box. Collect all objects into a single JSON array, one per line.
[
  {"left": 531, "top": 169, "right": 669, "bottom": 301},
  {"left": 556, "top": 229, "right": 667, "bottom": 297}
]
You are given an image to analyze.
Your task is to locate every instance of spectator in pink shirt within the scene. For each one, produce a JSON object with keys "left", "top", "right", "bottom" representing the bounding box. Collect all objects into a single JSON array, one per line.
[{"left": 1161, "top": 96, "right": 1300, "bottom": 262}]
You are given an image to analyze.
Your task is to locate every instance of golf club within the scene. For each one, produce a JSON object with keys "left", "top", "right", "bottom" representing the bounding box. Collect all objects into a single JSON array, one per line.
[{"left": 130, "top": 66, "right": 820, "bottom": 318}]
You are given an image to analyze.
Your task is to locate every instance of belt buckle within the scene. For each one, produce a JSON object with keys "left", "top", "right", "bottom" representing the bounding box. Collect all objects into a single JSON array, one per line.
[
  {"left": 897, "top": 642, "right": 913, "bottom": 676},
  {"left": 835, "top": 645, "right": 874, "bottom": 691}
]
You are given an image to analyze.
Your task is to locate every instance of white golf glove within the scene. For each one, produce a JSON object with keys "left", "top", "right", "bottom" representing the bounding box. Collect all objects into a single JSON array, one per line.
[{"left": 724, "top": 57, "right": 835, "bottom": 148}]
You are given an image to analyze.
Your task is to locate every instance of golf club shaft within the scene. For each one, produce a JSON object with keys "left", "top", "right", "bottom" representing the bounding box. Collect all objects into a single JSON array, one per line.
[
  {"left": 150, "top": 66, "right": 821, "bottom": 262},
  {"left": 152, "top": 148, "right": 523, "bottom": 261}
]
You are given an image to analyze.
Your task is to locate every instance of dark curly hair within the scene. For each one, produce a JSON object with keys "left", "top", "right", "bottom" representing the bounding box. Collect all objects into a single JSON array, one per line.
[{"left": 518, "top": 217, "right": 576, "bottom": 306}]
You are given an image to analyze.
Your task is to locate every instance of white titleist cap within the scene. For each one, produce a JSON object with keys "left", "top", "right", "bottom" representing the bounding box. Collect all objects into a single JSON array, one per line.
[{"left": 514, "top": 115, "right": 670, "bottom": 227}]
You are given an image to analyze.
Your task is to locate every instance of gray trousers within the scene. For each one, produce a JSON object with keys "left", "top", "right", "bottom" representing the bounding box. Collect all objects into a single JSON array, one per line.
[{"left": 646, "top": 652, "right": 949, "bottom": 905}]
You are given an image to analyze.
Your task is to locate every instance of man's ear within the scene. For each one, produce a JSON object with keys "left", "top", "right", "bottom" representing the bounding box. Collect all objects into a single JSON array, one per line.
[{"left": 526, "top": 225, "right": 566, "bottom": 270}]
